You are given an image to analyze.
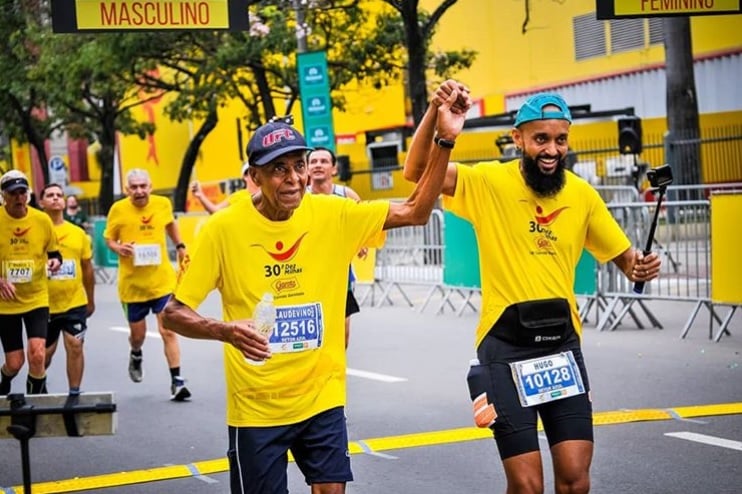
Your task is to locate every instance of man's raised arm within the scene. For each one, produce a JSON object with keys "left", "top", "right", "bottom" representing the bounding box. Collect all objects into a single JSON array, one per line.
[
  {"left": 403, "top": 80, "right": 469, "bottom": 197},
  {"left": 384, "top": 82, "right": 471, "bottom": 229}
]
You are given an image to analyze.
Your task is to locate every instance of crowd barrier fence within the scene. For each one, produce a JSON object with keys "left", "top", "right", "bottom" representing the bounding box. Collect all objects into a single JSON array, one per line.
[{"left": 88, "top": 186, "right": 740, "bottom": 342}]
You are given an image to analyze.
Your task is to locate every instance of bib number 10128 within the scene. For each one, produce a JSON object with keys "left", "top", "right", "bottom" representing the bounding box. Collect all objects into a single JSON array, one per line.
[{"left": 510, "top": 351, "right": 585, "bottom": 408}]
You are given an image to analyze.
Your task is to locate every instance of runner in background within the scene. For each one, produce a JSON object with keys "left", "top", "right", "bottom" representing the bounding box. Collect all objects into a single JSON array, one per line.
[
  {"left": 190, "top": 161, "right": 259, "bottom": 214},
  {"left": 39, "top": 184, "right": 95, "bottom": 403},
  {"left": 104, "top": 168, "right": 191, "bottom": 401}
]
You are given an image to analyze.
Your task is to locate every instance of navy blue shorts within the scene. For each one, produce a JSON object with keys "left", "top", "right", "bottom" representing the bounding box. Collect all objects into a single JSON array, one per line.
[
  {"left": 476, "top": 331, "right": 593, "bottom": 460},
  {"left": 47, "top": 305, "right": 88, "bottom": 347},
  {"left": 122, "top": 294, "right": 171, "bottom": 323},
  {"left": 227, "top": 406, "right": 352, "bottom": 494}
]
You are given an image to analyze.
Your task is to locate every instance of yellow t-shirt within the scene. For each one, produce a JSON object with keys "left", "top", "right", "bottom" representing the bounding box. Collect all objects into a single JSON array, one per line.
[
  {"left": 48, "top": 221, "right": 92, "bottom": 314},
  {"left": 104, "top": 195, "right": 176, "bottom": 303},
  {"left": 0, "top": 207, "right": 59, "bottom": 314},
  {"left": 226, "top": 189, "right": 250, "bottom": 206},
  {"left": 175, "top": 193, "right": 389, "bottom": 427},
  {"left": 443, "top": 161, "right": 631, "bottom": 347}
]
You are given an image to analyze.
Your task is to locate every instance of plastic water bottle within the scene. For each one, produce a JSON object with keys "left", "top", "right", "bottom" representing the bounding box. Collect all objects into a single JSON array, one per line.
[
  {"left": 466, "top": 358, "right": 497, "bottom": 428},
  {"left": 246, "top": 293, "right": 276, "bottom": 366}
]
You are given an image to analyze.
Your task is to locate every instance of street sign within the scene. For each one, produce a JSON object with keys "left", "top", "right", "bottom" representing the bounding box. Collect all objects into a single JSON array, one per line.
[
  {"left": 51, "top": 0, "right": 251, "bottom": 33},
  {"left": 297, "top": 51, "right": 336, "bottom": 152},
  {"left": 597, "top": 0, "right": 742, "bottom": 19},
  {"left": 48, "top": 155, "right": 69, "bottom": 189}
]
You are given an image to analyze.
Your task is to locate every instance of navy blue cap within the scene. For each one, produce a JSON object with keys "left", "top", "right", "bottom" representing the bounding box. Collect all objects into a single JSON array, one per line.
[
  {"left": 247, "top": 122, "right": 313, "bottom": 167},
  {"left": 514, "top": 93, "right": 572, "bottom": 127}
]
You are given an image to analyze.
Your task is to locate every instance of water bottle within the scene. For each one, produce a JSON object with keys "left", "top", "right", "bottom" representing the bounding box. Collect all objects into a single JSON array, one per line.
[
  {"left": 466, "top": 358, "right": 497, "bottom": 428},
  {"left": 246, "top": 293, "right": 276, "bottom": 366}
]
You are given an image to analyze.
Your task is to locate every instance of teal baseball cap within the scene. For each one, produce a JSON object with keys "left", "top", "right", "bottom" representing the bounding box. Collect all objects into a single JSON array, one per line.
[{"left": 513, "top": 93, "right": 572, "bottom": 127}]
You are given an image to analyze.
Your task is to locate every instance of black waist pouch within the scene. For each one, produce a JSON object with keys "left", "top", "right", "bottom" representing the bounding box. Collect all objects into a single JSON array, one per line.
[{"left": 492, "top": 298, "right": 573, "bottom": 347}]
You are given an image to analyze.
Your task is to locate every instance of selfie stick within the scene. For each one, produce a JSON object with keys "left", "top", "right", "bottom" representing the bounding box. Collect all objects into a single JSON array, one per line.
[{"left": 633, "top": 185, "right": 666, "bottom": 294}]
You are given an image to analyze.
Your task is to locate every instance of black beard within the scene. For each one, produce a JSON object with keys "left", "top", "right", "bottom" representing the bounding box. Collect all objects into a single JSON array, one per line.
[{"left": 522, "top": 154, "right": 567, "bottom": 198}]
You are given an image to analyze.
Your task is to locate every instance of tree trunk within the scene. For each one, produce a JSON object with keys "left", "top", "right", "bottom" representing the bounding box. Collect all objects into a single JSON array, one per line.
[
  {"left": 8, "top": 94, "right": 49, "bottom": 183},
  {"left": 252, "top": 64, "right": 276, "bottom": 121},
  {"left": 173, "top": 108, "right": 218, "bottom": 212},
  {"left": 97, "top": 110, "right": 118, "bottom": 215},
  {"left": 28, "top": 130, "right": 48, "bottom": 185},
  {"left": 663, "top": 17, "right": 701, "bottom": 197},
  {"left": 401, "top": 2, "right": 428, "bottom": 127}
]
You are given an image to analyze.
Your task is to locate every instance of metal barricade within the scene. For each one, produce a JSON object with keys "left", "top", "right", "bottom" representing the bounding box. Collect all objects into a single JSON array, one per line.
[
  {"left": 595, "top": 200, "right": 712, "bottom": 333},
  {"left": 358, "top": 209, "right": 445, "bottom": 308},
  {"left": 594, "top": 185, "right": 641, "bottom": 204},
  {"left": 359, "top": 191, "right": 734, "bottom": 342}
]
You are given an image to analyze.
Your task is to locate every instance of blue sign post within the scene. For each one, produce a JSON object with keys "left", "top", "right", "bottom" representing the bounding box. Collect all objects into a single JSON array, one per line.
[{"left": 297, "top": 51, "right": 335, "bottom": 152}]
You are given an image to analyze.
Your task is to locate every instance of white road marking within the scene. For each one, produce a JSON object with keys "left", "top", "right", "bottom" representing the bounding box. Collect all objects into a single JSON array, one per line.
[
  {"left": 110, "top": 326, "right": 161, "bottom": 339},
  {"left": 357, "top": 440, "right": 399, "bottom": 459},
  {"left": 346, "top": 368, "right": 407, "bottom": 383},
  {"left": 665, "top": 432, "right": 742, "bottom": 451}
]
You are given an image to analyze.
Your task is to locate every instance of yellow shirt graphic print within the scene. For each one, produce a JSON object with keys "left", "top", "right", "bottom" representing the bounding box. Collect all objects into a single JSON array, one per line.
[{"left": 104, "top": 195, "right": 176, "bottom": 303}]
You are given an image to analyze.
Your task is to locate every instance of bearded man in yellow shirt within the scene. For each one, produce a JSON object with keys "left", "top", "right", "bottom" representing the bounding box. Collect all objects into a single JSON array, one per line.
[
  {"left": 0, "top": 170, "right": 62, "bottom": 396},
  {"left": 404, "top": 84, "right": 663, "bottom": 494},
  {"left": 162, "top": 83, "right": 470, "bottom": 494},
  {"left": 104, "top": 169, "right": 190, "bottom": 401},
  {"left": 38, "top": 184, "right": 95, "bottom": 402}
]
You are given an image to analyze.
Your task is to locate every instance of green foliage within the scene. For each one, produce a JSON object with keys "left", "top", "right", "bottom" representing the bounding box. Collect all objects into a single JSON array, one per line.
[{"left": 0, "top": 3, "right": 53, "bottom": 145}]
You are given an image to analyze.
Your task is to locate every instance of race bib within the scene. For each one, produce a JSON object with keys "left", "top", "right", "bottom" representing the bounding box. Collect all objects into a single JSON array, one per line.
[
  {"left": 510, "top": 351, "right": 585, "bottom": 408},
  {"left": 133, "top": 244, "right": 162, "bottom": 266},
  {"left": 49, "top": 260, "right": 77, "bottom": 281},
  {"left": 267, "top": 302, "right": 324, "bottom": 354},
  {"left": 4, "top": 260, "right": 34, "bottom": 284}
]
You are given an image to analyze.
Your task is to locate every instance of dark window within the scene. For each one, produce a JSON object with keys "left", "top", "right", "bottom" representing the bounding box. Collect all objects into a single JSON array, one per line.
[
  {"left": 574, "top": 13, "right": 606, "bottom": 61},
  {"left": 649, "top": 17, "right": 664, "bottom": 45},
  {"left": 610, "top": 18, "right": 645, "bottom": 53}
]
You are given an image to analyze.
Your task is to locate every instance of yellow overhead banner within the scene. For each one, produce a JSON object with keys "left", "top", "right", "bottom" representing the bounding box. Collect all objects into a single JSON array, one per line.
[
  {"left": 52, "top": 0, "right": 250, "bottom": 32},
  {"left": 597, "top": 0, "right": 741, "bottom": 18}
]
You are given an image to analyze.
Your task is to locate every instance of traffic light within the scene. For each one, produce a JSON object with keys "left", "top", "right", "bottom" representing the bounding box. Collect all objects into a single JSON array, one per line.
[
  {"left": 617, "top": 116, "right": 643, "bottom": 155},
  {"left": 336, "top": 155, "right": 352, "bottom": 181}
]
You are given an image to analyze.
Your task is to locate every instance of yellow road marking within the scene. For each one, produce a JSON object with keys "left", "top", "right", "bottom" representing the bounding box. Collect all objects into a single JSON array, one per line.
[{"left": 6, "top": 402, "right": 741, "bottom": 493}]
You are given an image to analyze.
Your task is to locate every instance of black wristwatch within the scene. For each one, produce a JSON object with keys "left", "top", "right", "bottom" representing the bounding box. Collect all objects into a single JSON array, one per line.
[
  {"left": 175, "top": 243, "right": 186, "bottom": 250},
  {"left": 434, "top": 135, "right": 456, "bottom": 149}
]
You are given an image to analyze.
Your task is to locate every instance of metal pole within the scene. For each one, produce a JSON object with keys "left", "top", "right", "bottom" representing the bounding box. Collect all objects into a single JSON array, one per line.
[
  {"left": 292, "top": 0, "right": 307, "bottom": 53},
  {"left": 20, "top": 436, "right": 32, "bottom": 494}
]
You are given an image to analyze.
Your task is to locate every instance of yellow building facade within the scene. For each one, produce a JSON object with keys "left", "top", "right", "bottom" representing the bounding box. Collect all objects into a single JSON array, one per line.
[{"left": 9, "top": 1, "right": 741, "bottom": 202}]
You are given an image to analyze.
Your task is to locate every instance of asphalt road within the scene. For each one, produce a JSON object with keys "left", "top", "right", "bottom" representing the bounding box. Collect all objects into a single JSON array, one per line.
[{"left": 1, "top": 284, "right": 740, "bottom": 494}]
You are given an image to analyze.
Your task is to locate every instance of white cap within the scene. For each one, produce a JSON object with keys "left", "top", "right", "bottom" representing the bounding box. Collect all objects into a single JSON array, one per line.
[{"left": 1, "top": 170, "right": 30, "bottom": 192}]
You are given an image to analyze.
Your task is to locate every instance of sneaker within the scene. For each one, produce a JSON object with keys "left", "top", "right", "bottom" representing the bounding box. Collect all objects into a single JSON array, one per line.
[
  {"left": 64, "top": 392, "right": 80, "bottom": 408},
  {"left": 170, "top": 377, "right": 191, "bottom": 402},
  {"left": 128, "top": 353, "right": 143, "bottom": 383}
]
